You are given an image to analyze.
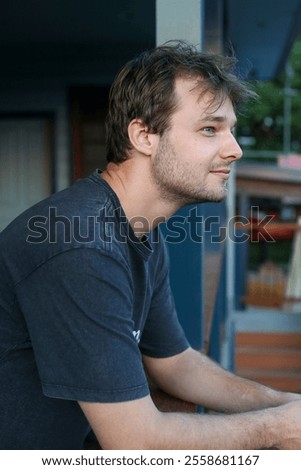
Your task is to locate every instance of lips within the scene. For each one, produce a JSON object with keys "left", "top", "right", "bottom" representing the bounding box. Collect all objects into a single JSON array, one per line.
[
  {"left": 210, "top": 168, "right": 231, "bottom": 175},
  {"left": 210, "top": 168, "right": 231, "bottom": 179},
  {"left": 210, "top": 168, "right": 230, "bottom": 175}
]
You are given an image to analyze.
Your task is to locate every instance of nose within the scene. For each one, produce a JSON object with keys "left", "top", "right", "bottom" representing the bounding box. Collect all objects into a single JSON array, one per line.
[{"left": 221, "top": 133, "right": 243, "bottom": 162}]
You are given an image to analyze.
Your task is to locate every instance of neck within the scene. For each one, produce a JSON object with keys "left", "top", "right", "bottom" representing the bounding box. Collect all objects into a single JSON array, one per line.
[{"left": 101, "top": 159, "right": 182, "bottom": 238}]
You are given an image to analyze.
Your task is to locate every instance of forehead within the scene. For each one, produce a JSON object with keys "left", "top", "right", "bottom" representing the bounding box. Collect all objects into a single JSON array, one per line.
[{"left": 173, "top": 77, "right": 236, "bottom": 121}]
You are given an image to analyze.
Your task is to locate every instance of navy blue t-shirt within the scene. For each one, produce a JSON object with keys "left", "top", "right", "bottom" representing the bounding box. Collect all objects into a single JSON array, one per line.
[{"left": 0, "top": 170, "right": 189, "bottom": 449}]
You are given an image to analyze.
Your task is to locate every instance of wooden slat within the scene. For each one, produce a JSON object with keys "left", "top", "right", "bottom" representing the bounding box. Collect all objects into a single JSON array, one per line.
[
  {"left": 235, "top": 331, "right": 301, "bottom": 393},
  {"left": 236, "top": 332, "right": 301, "bottom": 348},
  {"left": 236, "top": 349, "right": 301, "bottom": 370}
]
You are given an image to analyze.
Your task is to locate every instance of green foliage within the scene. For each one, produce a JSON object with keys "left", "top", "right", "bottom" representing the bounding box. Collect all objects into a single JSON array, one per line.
[{"left": 237, "top": 35, "right": 301, "bottom": 154}]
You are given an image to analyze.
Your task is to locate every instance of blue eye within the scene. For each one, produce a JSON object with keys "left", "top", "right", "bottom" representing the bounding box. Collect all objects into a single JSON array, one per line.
[{"left": 202, "top": 127, "right": 215, "bottom": 134}]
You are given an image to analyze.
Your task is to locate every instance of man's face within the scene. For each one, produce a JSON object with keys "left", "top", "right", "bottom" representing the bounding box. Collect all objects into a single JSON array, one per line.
[{"left": 151, "top": 77, "right": 242, "bottom": 205}]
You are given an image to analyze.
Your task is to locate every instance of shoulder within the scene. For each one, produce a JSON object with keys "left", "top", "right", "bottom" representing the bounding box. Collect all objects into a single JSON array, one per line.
[{"left": 0, "top": 172, "right": 129, "bottom": 283}]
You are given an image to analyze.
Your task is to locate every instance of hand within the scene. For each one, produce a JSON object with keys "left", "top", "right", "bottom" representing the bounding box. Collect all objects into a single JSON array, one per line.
[
  {"left": 274, "top": 400, "right": 301, "bottom": 449},
  {"left": 282, "top": 392, "right": 301, "bottom": 403}
]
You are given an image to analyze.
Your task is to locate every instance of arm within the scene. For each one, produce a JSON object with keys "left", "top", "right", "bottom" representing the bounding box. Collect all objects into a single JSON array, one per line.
[
  {"left": 79, "top": 395, "right": 301, "bottom": 449},
  {"left": 78, "top": 337, "right": 301, "bottom": 449},
  {"left": 143, "top": 347, "right": 300, "bottom": 413}
]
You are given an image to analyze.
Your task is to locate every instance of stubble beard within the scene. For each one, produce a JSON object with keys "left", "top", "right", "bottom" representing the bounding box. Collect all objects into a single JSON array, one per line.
[{"left": 151, "top": 135, "right": 228, "bottom": 207}]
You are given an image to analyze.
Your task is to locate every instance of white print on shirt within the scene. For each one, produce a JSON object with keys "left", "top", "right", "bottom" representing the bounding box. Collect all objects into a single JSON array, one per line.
[{"left": 132, "top": 330, "right": 141, "bottom": 343}]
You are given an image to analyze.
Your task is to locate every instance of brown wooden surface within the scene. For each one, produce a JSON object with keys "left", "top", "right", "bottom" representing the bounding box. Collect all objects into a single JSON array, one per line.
[
  {"left": 235, "top": 332, "right": 301, "bottom": 393},
  {"left": 236, "top": 163, "right": 301, "bottom": 199}
]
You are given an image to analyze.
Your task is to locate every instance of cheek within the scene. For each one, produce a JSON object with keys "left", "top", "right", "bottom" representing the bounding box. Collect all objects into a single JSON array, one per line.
[{"left": 179, "top": 141, "right": 200, "bottom": 162}]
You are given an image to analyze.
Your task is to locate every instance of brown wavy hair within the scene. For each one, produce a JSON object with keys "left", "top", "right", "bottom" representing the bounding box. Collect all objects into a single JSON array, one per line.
[{"left": 105, "top": 41, "right": 256, "bottom": 163}]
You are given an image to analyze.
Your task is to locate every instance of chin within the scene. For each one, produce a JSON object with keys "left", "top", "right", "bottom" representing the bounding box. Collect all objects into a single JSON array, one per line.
[
  {"left": 211, "top": 186, "right": 228, "bottom": 202},
  {"left": 198, "top": 188, "right": 228, "bottom": 204}
]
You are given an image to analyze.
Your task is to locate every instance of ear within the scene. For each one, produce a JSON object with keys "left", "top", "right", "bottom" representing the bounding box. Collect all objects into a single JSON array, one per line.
[{"left": 127, "top": 119, "right": 159, "bottom": 156}]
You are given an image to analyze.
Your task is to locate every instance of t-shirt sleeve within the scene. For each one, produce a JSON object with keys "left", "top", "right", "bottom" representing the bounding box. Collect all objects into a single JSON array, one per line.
[
  {"left": 16, "top": 248, "right": 150, "bottom": 403},
  {"left": 139, "top": 239, "right": 190, "bottom": 358}
]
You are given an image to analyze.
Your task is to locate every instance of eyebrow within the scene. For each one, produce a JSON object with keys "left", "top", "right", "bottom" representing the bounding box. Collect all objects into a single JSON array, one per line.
[{"left": 197, "top": 115, "right": 237, "bottom": 127}]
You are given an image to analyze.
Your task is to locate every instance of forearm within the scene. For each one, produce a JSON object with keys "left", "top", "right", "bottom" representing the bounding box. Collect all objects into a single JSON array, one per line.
[
  {"left": 80, "top": 395, "right": 296, "bottom": 450},
  {"left": 155, "top": 406, "right": 277, "bottom": 450},
  {"left": 144, "top": 347, "right": 300, "bottom": 413}
]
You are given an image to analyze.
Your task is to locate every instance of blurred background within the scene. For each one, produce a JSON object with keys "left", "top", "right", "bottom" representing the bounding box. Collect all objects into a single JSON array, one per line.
[{"left": 1, "top": 0, "right": 301, "bottom": 396}]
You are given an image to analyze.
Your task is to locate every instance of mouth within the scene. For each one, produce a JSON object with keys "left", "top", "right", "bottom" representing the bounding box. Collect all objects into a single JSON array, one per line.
[{"left": 210, "top": 168, "right": 231, "bottom": 179}]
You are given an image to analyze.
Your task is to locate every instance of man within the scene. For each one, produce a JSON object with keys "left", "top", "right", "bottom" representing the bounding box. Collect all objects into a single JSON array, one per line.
[{"left": 0, "top": 42, "right": 300, "bottom": 450}]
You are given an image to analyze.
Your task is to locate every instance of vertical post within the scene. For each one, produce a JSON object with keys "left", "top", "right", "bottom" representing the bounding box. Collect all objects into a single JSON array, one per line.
[
  {"left": 156, "top": 0, "right": 204, "bottom": 49},
  {"left": 156, "top": 0, "right": 205, "bottom": 349},
  {"left": 221, "top": 165, "right": 237, "bottom": 369}
]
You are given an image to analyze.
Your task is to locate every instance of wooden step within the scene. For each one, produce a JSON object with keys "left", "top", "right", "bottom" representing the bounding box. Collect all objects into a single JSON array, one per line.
[
  {"left": 237, "top": 369, "right": 301, "bottom": 393},
  {"left": 235, "top": 331, "right": 301, "bottom": 393},
  {"left": 236, "top": 332, "right": 301, "bottom": 348},
  {"left": 236, "top": 347, "right": 301, "bottom": 370}
]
